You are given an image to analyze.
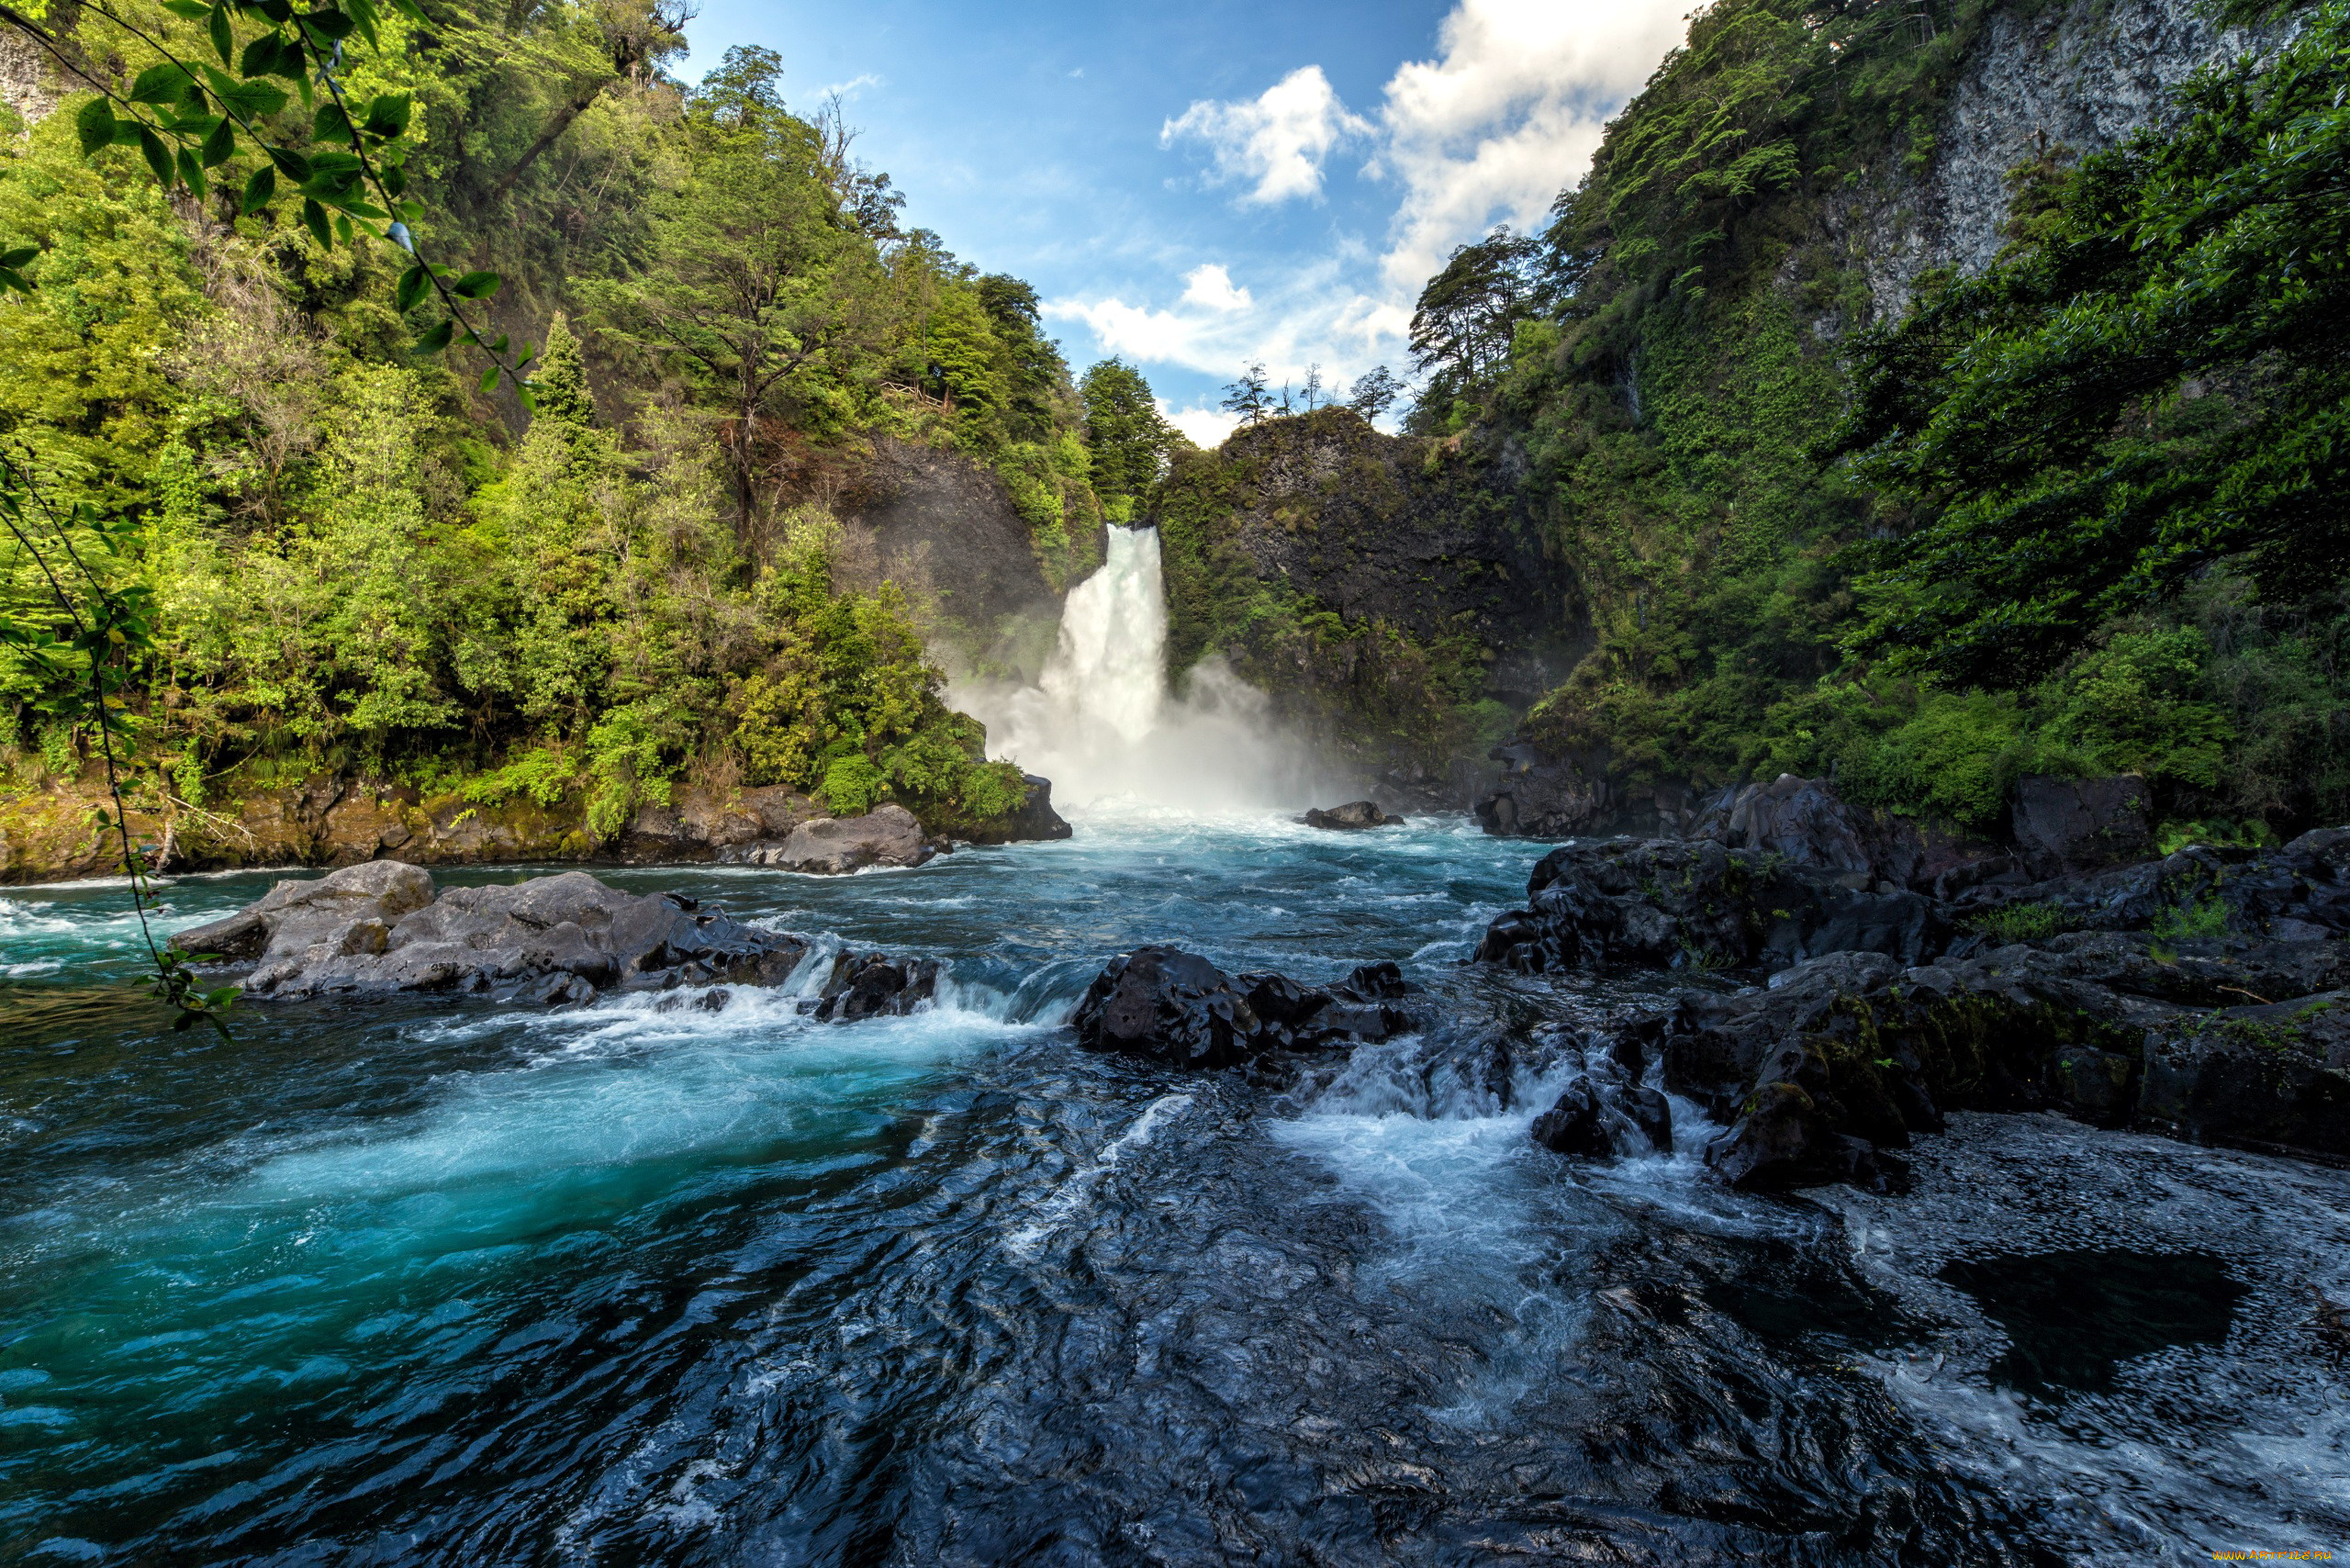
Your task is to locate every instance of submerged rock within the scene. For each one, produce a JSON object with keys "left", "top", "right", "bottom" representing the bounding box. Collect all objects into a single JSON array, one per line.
[
  {"left": 174, "top": 864, "right": 808, "bottom": 1002},
  {"left": 721, "top": 803, "right": 942, "bottom": 874},
  {"left": 1304, "top": 801, "right": 1402, "bottom": 831},
  {"left": 1072, "top": 946, "right": 1415, "bottom": 1069}
]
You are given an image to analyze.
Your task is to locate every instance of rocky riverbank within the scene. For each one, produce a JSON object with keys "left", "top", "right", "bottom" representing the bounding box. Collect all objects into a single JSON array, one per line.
[
  {"left": 0, "top": 770, "right": 1069, "bottom": 885},
  {"left": 1481, "top": 823, "right": 2350, "bottom": 1187}
]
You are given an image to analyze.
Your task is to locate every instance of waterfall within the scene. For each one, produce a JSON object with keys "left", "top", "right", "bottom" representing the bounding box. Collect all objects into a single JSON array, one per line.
[{"left": 954, "top": 527, "right": 1323, "bottom": 813}]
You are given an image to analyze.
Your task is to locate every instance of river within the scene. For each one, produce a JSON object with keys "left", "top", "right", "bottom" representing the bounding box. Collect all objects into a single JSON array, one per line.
[{"left": 3, "top": 808, "right": 2347, "bottom": 1563}]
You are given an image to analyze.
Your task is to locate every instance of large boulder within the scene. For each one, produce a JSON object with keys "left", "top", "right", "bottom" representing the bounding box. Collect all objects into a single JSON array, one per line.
[
  {"left": 812, "top": 950, "right": 942, "bottom": 1022},
  {"left": 174, "top": 866, "right": 809, "bottom": 1002},
  {"left": 966, "top": 774, "right": 1074, "bottom": 845},
  {"left": 1472, "top": 838, "right": 1948, "bottom": 978},
  {"left": 1472, "top": 745, "right": 1699, "bottom": 839},
  {"left": 723, "top": 803, "right": 938, "bottom": 874},
  {"left": 1304, "top": 801, "right": 1401, "bottom": 831},
  {"left": 2009, "top": 774, "right": 2152, "bottom": 877},
  {"left": 1071, "top": 946, "right": 1416, "bottom": 1069}
]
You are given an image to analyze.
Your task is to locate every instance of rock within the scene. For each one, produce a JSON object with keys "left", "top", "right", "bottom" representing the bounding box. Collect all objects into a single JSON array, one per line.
[
  {"left": 1073, "top": 946, "right": 1417, "bottom": 1069},
  {"left": 1472, "top": 837, "right": 1948, "bottom": 978},
  {"left": 1304, "top": 801, "right": 1401, "bottom": 830},
  {"left": 1472, "top": 745, "right": 1699, "bottom": 839},
  {"left": 2009, "top": 774, "right": 2152, "bottom": 877},
  {"left": 813, "top": 950, "right": 941, "bottom": 1022},
  {"left": 176, "top": 866, "right": 809, "bottom": 1003},
  {"left": 1529, "top": 1072, "right": 1673, "bottom": 1159},
  {"left": 2140, "top": 992, "right": 2350, "bottom": 1156},
  {"left": 967, "top": 775, "right": 1074, "bottom": 845},
  {"left": 1700, "top": 1083, "right": 1908, "bottom": 1193},
  {"left": 1689, "top": 774, "right": 1874, "bottom": 879},
  {"left": 722, "top": 803, "right": 938, "bottom": 874}
]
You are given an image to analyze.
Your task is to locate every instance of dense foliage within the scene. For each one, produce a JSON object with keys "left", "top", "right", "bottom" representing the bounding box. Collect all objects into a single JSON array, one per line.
[
  {"left": 1423, "top": 0, "right": 2347, "bottom": 838},
  {"left": 0, "top": 3, "right": 1154, "bottom": 838}
]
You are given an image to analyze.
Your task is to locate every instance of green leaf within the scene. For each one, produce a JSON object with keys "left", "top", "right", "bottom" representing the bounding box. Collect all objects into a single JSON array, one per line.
[
  {"left": 254, "top": 0, "right": 294, "bottom": 23},
  {"left": 162, "top": 0, "right": 212, "bottom": 15},
  {"left": 413, "top": 318, "right": 453, "bottom": 353},
  {"left": 209, "top": 2, "right": 236, "bottom": 65},
  {"left": 311, "top": 102, "right": 353, "bottom": 145},
  {"left": 266, "top": 145, "right": 312, "bottom": 181},
  {"left": 478, "top": 364, "right": 499, "bottom": 394},
  {"left": 240, "top": 162, "right": 276, "bottom": 212},
  {"left": 332, "top": 212, "right": 352, "bottom": 245},
  {"left": 384, "top": 0, "right": 428, "bottom": 23},
  {"left": 395, "top": 262, "right": 427, "bottom": 310},
  {"left": 516, "top": 385, "right": 537, "bottom": 415},
  {"left": 308, "top": 151, "right": 363, "bottom": 176},
  {"left": 129, "top": 64, "right": 194, "bottom": 106},
  {"left": 361, "top": 92, "right": 410, "bottom": 140},
  {"left": 217, "top": 74, "right": 290, "bottom": 119},
  {"left": 176, "top": 147, "right": 207, "bottom": 198},
  {"left": 0, "top": 246, "right": 35, "bottom": 269},
  {"left": 74, "top": 97, "right": 115, "bottom": 158},
  {"left": 344, "top": 0, "right": 381, "bottom": 49},
  {"left": 451, "top": 270, "right": 500, "bottom": 299},
  {"left": 238, "top": 32, "right": 296, "bottom": 79},
  {"left": 137, "top": 127, "right": 175, "bottom": 188},
  {"left": 201, "top": 116, "right": 236, "bottom": 167},
  {"left": 300, "top": 196, "right": 330, "bottom": 248},
  {"left": 301, "top": 7, "right": 355, "bottom": 39},
  {"left": 0, "top": 267, "right": 30, "bottom": 296}
]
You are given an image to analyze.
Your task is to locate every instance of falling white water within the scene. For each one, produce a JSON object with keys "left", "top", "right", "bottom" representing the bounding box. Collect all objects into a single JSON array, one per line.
[{"left": 953, "top": 526, "right": 1327, "bottom": 812}]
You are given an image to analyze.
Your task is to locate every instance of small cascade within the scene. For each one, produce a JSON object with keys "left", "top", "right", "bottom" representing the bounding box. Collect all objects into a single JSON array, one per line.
[{"left": 954, "top": 526, "right": 1324, "bottom": 812}]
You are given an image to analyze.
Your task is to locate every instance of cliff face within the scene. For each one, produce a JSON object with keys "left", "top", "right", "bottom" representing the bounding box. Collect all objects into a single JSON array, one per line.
[
  {"left": 1834, "top": 0, "right": 2278, "bottom": 321},
  {"left": 1148, "top": 408, "right": 1584, "bottom": 794}
]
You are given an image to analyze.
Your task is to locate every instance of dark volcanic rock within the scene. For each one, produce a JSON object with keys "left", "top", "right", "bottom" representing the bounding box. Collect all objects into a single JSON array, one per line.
[
  {"left": 986, "top": 774, "right": 1073, "bottom": 845},
  {"left": 1472, "top": 838, "right": 1948, "bottom": 978},
  {"left": 813, "top": 950, "right": 941, "bottom": 1022},
  {"left": 1073, "top": 946, "right": 1416, "bottom": 1069},
  {"left": 1472, "top": 745, "right": 1698, "bottom": 838},
  {"left": 2010, "top": 773, "right": 2152, "bottom": 877},
  {"left": 1304, "top": 801, "right": 1401, "bottom": 831},
  {"left": 176, "top": 864, "right": 809, "bottom": 1002}
]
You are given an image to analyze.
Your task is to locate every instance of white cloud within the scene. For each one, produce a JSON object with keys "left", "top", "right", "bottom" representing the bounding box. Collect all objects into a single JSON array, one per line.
[
  {"left": 1372, "top": 0, "right": 1686, "bottom": 295},
  {"left": 1160, "top": 65, "right": 1371, "bottom": 206},
  {"left": 819, "top": 72, "right": 883, "bottom": 100},
  {"left": 1055, "top": 0, "right": 1686, "bottom": 431},
  {"left": 1165, "top": 402, "right": 1241, "bottom": 449},
  {"left": 1180, "top": 263, "right": 1251, "bottom": 313}
]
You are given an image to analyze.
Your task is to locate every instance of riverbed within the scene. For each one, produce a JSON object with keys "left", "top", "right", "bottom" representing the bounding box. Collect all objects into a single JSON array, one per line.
[{"left": 2, "top": 811, "right": 2344, "bottom": 1563}]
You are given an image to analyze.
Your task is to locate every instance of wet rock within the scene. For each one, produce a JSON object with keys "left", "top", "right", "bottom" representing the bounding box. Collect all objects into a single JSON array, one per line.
[
  {"left": 1529, "top": 1072, "right": 1672, "bottom": 1159},
  {"left": 1701, "top": 1083, "right": 1909, "bottom": 1193},
  {"left": 1472, "top": 837, "right": 1948, "bottom": 978},
  {"left": 968, "top": 774, "right": 1074, "bottom": 845},
  {"left": 2009, "top": 773, "right": 2152, "bottom": 877},
  {"left": 1472, "top": 745, "right": 1698, "bottom": 838},
  {"left": 722, "top": 803, "right": 939, "bottom": 874},
  {"left": 176, "top": 866, "right": 809, "bottom": 1003},
  {"left": 1688, "top": 774, "right": 1874, "bottom": 880},
  {"left": 2139, "top": 991, "right": 2350, "bottom": 1156},
  {"left": 813, "top": 951, "right": 941, "bottom": 1022},
  {"left": 1304, "top": 801, "right": 1401, "bottom": 830},
  {"left": 1073, "top": 946, "right": 1416, "bottom": 1069}
]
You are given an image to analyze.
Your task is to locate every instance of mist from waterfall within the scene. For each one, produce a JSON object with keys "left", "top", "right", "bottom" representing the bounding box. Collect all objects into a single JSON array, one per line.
[{"left": 953, "top": 526, "right": 1326, "bottom": 812}]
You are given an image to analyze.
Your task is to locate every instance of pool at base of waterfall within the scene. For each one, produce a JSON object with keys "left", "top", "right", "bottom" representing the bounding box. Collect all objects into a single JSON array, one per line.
[{"left": 2, "top": 809, "right": 2346, "bottom": 1565}]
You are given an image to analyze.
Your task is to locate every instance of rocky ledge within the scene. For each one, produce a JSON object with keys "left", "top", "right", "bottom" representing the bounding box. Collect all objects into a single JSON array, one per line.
[
  {"left": 1481, "top": 829, "right": 2350, "bottom": 1187},
  {"left": 1304, "top": 801, "right": 1403, "bottom": 831},
  {"left": 1073, "top": 946, "right": 1417, "bottom": 1070}
]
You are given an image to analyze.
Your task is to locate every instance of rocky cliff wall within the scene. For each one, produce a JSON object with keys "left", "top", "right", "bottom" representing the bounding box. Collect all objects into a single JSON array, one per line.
[{"left": 1834, "top": 0, "right": 2281, "bottom": 321}]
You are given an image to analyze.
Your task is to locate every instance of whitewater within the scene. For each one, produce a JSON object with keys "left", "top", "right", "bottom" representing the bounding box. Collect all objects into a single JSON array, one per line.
[{"left": 1, "top": 532, "right": 2345, "bottom": 1563}]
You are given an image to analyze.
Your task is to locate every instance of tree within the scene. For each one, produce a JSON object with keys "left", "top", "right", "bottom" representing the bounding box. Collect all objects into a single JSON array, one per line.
[
  {"left": 1408, "top": 226, "right": 1540, "bottom": 390},
  {"left": 1220, "top": 362, "right": 1270, "bottom": 426},
  {"left": 1079, "top": 358, "right": 1175, "bottom": 513},
  {"left": 1347, "top": 364, "right": 1404, "bottom": 420},
  {"left": 1300, "top": 364, "right": 1324, "bottom": 410},
  {"left": 1832, "top": 2, "right": 2350, "bottom": 686},
  {"left": 585, "top": 46, "right": 884, "bottom": 545}
]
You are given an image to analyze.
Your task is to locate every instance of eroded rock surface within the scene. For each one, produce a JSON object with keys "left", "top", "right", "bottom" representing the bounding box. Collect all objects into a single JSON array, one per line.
[
  {"left": 1072, "top": 946, "right": 1416, "bottom": 1070},
  {"left": 721, "top": 803, "right": 942, "bottom": 874},
  {"left": 174, "top": 864, "right": 809, "bottom": 1003}
]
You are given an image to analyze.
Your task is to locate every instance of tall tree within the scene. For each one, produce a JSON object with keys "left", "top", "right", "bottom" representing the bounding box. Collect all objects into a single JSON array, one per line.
[
  {"left": 1220, "top": 362, "right": 1270, "bottom": 428},
  {"left": 1079, "top": 357, "right": 1175, "bottom": 513},
  {"left": 1407, "top": 226, "right": 1540, "bottom": 392}
]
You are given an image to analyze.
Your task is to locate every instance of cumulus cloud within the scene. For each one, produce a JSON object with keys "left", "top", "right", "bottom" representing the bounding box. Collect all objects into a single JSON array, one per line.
[
  {"left": 1164, "top": 402, "right": 1241, "bottom": 449},
  {"left": 1160, "top": 65, "right": 1371, "bottom": 206},
  {"left": 1372, "top": 0, "right": 1687, "bottom": 295},
  {"left": 1180, "top": 263, "right": 1251, "bottom": 313}
]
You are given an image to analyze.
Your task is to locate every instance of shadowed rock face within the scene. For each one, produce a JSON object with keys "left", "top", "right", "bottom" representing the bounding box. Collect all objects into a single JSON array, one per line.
[
  {"left": 721, "top": 804, "right": 939, "bottom": 875},
  {"left": 173, "top": 864, "right": 809, "bottom": 1003}
]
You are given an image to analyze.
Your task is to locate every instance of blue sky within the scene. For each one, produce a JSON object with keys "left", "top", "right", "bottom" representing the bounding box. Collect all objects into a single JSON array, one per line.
[{"left": 675, "top": 1, "right": 1691, "bottom": 439}]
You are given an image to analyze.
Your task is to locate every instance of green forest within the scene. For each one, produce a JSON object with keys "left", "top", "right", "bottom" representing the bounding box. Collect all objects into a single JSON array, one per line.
[
  {"left": 1409, "top": 0, "right": 2350, "bottom": 845},
  {"left": 0, "top": 0, "right": 1180, "bottom": 849}
]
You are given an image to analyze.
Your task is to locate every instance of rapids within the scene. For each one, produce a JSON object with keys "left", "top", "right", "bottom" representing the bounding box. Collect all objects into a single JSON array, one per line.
[{"left": 3, "top": 813, "right": 2347, "bottom": 1564}]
